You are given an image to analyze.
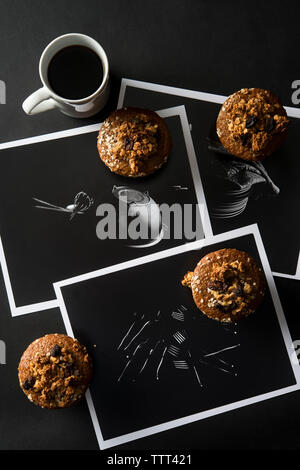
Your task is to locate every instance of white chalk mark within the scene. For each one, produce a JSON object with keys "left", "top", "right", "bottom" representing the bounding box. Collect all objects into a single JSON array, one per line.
[
  {"left": 117, "top": 318, "right": 136, "bottom": 351},
  {"left": 188, "top": 349, "right": 203, "bottom": 386},
  {"left": 171, "top": 311, "right": 185, "bottom": 322},
  {"left": 173, "top": 331, "right": 186, "bottom": 344},
  {"left": 173, "top": 360, "right": 189, "bottom": 369},
  {"left": 156, "top": 346, "right": 168, "bottom": 380},
  {"left": 172, "top": 185, "right": 189, "bottom": 190},
  {"left": 199, "top": 358, "right": 236, "bottom": 376},
  {"left": 118, "top": 341, "right": 148, "bottom": 382},
  {"left": 171, "top": 305, "right": 187, "bottom": 322},
  {"left": 139, "top": 341, "right": 160, "bottom": 375},
  {"left": 168, "top": 344, "right": 181, "bottom": 357},
  {"left": 123, "top": 320, "right": 151, "bottom": 351},
  {"left": 204, "top": 344, "right": 240, "bottom": 357},
  {"left": 192, "top": 364, "right": 202, "bottom": 385}
]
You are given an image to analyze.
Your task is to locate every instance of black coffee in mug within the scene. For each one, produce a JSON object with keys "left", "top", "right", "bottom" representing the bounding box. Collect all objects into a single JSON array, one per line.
[{"left": 47, "top": 45, "right": 103, "bottom": 100}]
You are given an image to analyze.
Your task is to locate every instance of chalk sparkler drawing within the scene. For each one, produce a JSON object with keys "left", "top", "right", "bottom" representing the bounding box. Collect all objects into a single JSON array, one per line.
[
  {"left": 117, "top": 306, "right": 240, "bottom": 386},
  {"left": 207, "top": 131, "right": 280, "bottom": 218},
  {"left": 33, "top": 191, "right": 94, "bottom": 220}
]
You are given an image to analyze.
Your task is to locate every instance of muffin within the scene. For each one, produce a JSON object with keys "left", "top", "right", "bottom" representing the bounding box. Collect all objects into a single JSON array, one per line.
[
  {"left": 216, "top": 88, "right": 289, "bottom": 161},
  {"left": 182, "top": 248, "right": 265, "bottom": 322},
  {"left": 18, "top": 334, "right": 93, "bottom": 409},
  {"left": 97, "top": 107, "right": 172, "bottom": 177}
]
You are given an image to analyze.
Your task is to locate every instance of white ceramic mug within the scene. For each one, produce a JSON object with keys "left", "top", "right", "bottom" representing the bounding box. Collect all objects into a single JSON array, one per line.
[{"left": 22, "top": 33, "right": 110, "bottom": 118}]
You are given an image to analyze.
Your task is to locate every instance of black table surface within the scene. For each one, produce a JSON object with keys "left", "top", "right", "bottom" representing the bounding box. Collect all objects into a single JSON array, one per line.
[{"left": 0, "top": 0, "right": 299, "bottom": 451}]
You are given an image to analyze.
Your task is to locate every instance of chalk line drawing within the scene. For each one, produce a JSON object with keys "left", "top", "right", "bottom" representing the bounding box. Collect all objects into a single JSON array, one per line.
[
  {"left": 33, "top": 191, "right": 94, "bottom": 220},
  {"left": 208, "top": 133, "right": 280, "bottom": 219},
  {"left": 116, "top": 306, "right": 239, "bottom": 387}
]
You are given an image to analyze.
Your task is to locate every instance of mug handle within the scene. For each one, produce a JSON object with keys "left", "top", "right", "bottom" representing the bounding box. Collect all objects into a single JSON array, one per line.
[{"left": 22, "top": 87, "right": 58, "bottom": 115}]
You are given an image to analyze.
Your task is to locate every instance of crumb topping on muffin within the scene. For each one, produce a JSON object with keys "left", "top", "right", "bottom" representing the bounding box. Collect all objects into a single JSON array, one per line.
[
  {"left": 192, "top": 259, "right": 252, "bottom": 316},
  {"left": 221, "top": 88, "right": 289, "bottom": 154},
  {"left": 99, "top": 112, "right": 159, "bottom": 175},
  {"left": 98, "top": 107, "right": 172, "bottom": 177},
  {"left": 182, "top": 248, "right": 265, "bottom": 322},
  {"left": 18, "top": 334, "right": 92, "bottom": 409}
]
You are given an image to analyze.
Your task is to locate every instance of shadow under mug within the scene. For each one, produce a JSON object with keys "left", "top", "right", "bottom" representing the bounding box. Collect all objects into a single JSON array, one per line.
[{"left": 22, "top": 33, "right": 110, "bottom": 118}]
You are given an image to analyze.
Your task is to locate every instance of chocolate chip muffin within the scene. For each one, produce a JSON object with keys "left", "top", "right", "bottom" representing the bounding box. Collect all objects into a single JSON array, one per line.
[
  {"left": 97, "top": 107, "right": 172, "bottom": 177},
  {"left": 18, "top": 334, "right": 93, "bottom": 409},
  {"left": 216, "top": 88, "right": 289, "bottom": 161},
  {"left": 182, "top": 248, "right": 265, "bottom": 322}
]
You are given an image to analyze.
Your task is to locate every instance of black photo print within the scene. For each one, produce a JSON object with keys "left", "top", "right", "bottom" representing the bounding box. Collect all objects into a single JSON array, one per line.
[
  {"left": 0, "top": 106, "right": 207, "bottom": 312},
  {"left": 55, "top": 225, "right": 298, "bottom": 449},
  {"left": 119, "top": 80, "right": 300, "bottom": 280}
]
